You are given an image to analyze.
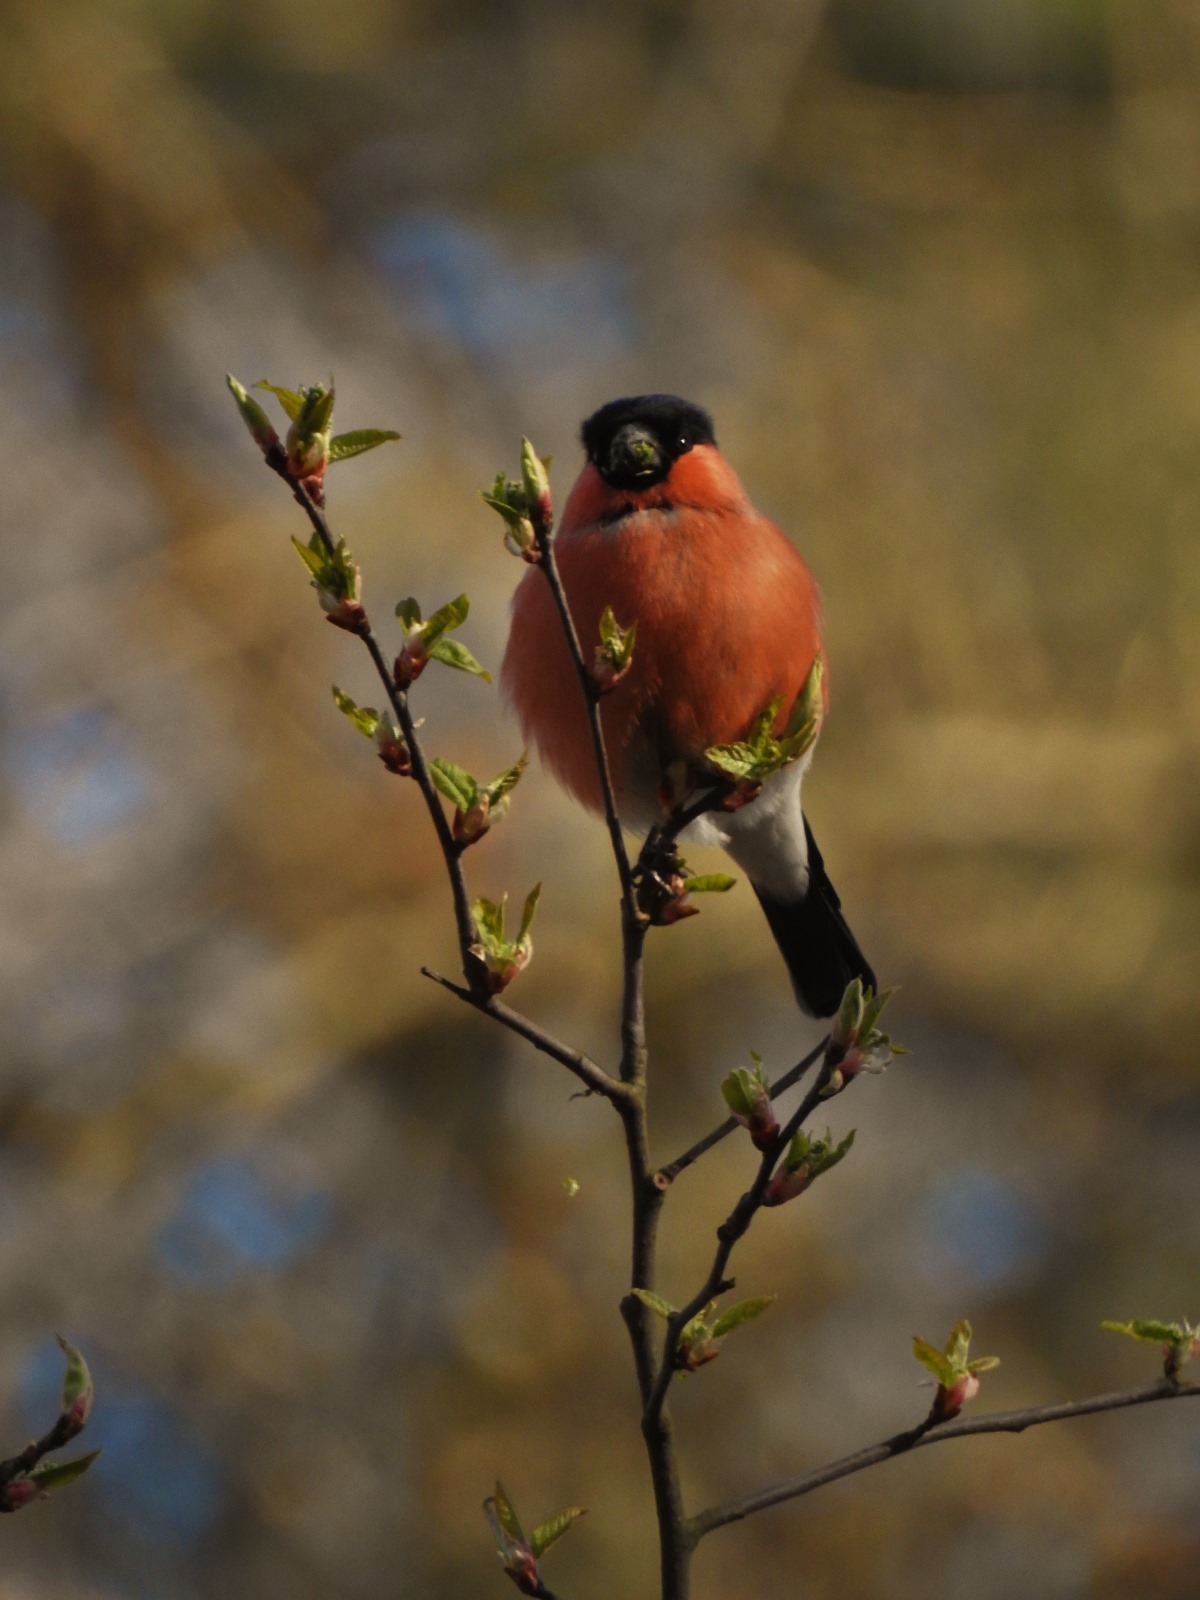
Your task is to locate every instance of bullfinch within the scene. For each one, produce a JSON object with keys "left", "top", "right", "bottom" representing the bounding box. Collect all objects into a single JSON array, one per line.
[{"left": 500, "top": 394, "right": 875, "bottom": 1017}]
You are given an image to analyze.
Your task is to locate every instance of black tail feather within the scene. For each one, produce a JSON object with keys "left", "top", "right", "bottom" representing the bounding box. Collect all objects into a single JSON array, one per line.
[{"left": 752, "top": 817, "right": 876, "bottom": 1017}]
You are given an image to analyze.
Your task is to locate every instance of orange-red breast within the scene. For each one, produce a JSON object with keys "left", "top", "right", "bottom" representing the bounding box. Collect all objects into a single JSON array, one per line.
[{"left": 501, "top": 394, "right": 874, "bottom": 1016}]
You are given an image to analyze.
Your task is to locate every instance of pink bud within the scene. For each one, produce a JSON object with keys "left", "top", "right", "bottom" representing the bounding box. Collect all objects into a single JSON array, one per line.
[
  {"left": 296, "top": 466, "right": 328, "bottom": 507},
  {"left": 591, "top": 648, "right": 633, "bottom": 696},
  {"left": 454, "top": 796, "right": 492, "bottom": 844},
  {"left": 375, "top": 734, "right": 411, "bottom": 776},
  {"left": 719, "top": 780, "right": 763, "bottom": 812},
  {"left": 763, "top": 1165, "right": 814, "bottom": 1207},
  {"left": 502, "top": 1547, "right": 541, "bottom": 1594},
  {"left": 393, "top": 640, "right": 428, "bottom": 687},
  {"left": 319, "top": 594, "right": 367, "bottom": 633},
  {"left": 0, "top": 1480, "right": 44, "bottom": 1512},
  {"left": 676, "top": 1337, "right": 720, "bottom": 1372},
  {"left": 730, "top": 1091, "right": 779, "bottom": 1151},
  {"left": 931, "top": 1371, "right": 979, "bottom": 1423}
]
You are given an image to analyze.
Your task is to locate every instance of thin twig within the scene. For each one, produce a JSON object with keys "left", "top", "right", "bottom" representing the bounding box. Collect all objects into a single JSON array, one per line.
[
  {"left": 274, "top": 458, "right": 480, "bottom": 982},
  {"left": 0, "top": 1412, "right": 79, "bottom": 1492},
  {"left": 532, "top": 527, "right": 634, "bottom": 902},
  {"left": 656, "top": 1036, "right": 828, "bottom": 1186},
  {"left": 420, "top": 966, "right": 627, "bottom": 1103},
  {"left": 688, "top": 1379, "right": 1200, "bottom": 1540},
  {"left": 645, "top": 1048, "right": 840, "bottom": 1423}
]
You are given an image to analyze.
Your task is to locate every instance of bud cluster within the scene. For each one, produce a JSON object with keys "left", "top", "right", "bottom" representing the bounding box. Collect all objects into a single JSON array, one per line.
[
  {"left": 593, "top": 606, "right": 637, "bottom": 695},
  {"left": 705, "top": 655, "right": 825, "bottom": 796},
  {"left": 763, "top": 1127, "right": 856, "bottom": 1207},
  {"left": 632, "top": 1288, "right": 775, "bottom": 1374},
  {"left": 292, "top": 531, "right": 366, "bottom": 632},
  {"left": 394, "top": 594, "right": 490, "bottom": 688},
  {"left": 913, "top": 1319, "right": 1000, "bottom": 1423},
  {"left": 1102, "top": 1316, "right": 1200, "bottom": 1382},
  {"left": 0, "top": 1337, "right": 99, "bottom": 1515},
  {"left": 331, "top": 687, "right": 412, "bottom": 775},
  {"left": 227, "top": 375, "right": 399, "bottom": 507},
  {"left": 470, "top": 885, "right": 542, "bottom": 994},
  {"left": 481, "top": 439, "right": 553, "bottom": 560},
  {"left": 635, "top": 844, "right": 736, "bottom": 927},
  {"left": 721, "top": 1053, "right": 779, "bottom": 1149},
  {"left": 822, "top": 977, "right": 907, "bottom": 1097},
  {"left": 484, "top": 1481, "right": 585, "bottom": 1595},
  {"left": 431, "top": 754, "right": 527, "bottom": 846}
]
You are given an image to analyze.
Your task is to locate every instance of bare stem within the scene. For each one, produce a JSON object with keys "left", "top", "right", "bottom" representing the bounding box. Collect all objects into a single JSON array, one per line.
[
  {"left": 532, "top": 526, "right": 633, "bottom": 903},
  {"left": 420, "top": 966, "right": 627, "bottom": 1103},
  {"left": 530, "top": 512, "right": 690, "bottom": 1597},
  {"left": 689, "top": 1379, "right": 1200, "bottom": 1540}
]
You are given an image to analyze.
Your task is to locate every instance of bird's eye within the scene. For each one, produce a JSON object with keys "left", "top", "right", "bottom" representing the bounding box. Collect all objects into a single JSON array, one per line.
[{"left": 677, "top": 433, "right": 689, "bottom": 449}]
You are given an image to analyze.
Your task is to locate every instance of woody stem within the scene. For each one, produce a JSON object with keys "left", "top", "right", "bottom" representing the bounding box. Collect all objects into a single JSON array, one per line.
[{"left": 533, "top": 516, "right": 691, "bottom": 1599}]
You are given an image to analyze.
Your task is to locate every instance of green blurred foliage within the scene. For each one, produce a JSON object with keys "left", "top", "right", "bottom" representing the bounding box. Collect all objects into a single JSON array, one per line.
[{"left": 1, "top": 1, "right": 1199, "bottom": 1598}]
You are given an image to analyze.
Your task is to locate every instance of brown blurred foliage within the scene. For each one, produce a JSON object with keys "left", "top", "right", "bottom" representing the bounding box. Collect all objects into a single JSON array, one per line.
[{"left": 1, "top": 1, "right": 1199, "bottom": 1597}]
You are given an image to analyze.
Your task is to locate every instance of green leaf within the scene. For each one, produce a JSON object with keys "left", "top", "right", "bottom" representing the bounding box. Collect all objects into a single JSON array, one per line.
[
  {"left": 721, "top": 1068, "right": 757, "bottom": 1119},
  {"left": 291, "top": 534, "right": 327, "bottom": 579},
  {"left": 426, "top": 636, "right": 492, "bottom": 681},
  {"left": 711, "top": 1296, "right": 776, "bottom": 1340},
  {"left": 57, "top": 1337, "right": 93, "bottom": 1425},
  {"left": 332, "top": 686, "right": 380, "bottom": 739},
  {"left": 328, "top": 428, "right": 401, "bottom": 462},
  {"left": 293, "top": 381, "right": 335, "bottom": 435},
  {"left": 430, "top": 759, "right": 477, "bottom": 811},
  {"left": 226, "top": 374, "right": 279, "bottom": 450},
  {"left": 967, "top": 1355, "right": 1002, "bottom": 1375},
  {"left": 520, "top": 437, "right": 551, "bottom": 505},
  {"left": 480, "top": 489, "right": 524, "bottom": 525},
  {"left": 783, "top": 654, "right": 823, "bottom": 740},
  {"left": 530, "top": 1505, "right": 587, "bottom": 1558},
  {"left": 423, "top": 593, "right": 471, "bottom": 647},
  {"left": 945, "top": 1319, "right": 972, "bottom": 1369},
  {"left": 253, "top": 379, "right": 305, "bottom": 420},
  {"left": 484, "top": 753, "right": 527, "bottom": 806},
  {"left": 682, "top": 874, "right": 736, "bottom": 894},
  {"left": 860, "top": 985, "right": 897, "bottom": 1041},
  {"left": 1102, "top": 1319, "right": 1189, "bottom": 1345},
  {"left": 472, "top": 896, "right": 507, "bottom": 955},
  {"left": 834, "top": 976, "right": 865, "bottom": 1041},
  {"left": 516, "top": 882, "right": 541, "bottom": 946},
  {"left": 783, "top": 1126, "right": 855, "bottom": 1179},
  {"left": 597, "top": 607, "right": 637, "bottom": 671},
  {"left": 705, "top": 683, "right": 823, "bottom": 785},
  {"left": 720, "top": 1058, "right": 770, "bottom": 1120},
  {"left": 490, "top": 1480, "right": 526, "bottom": 1546},
  {"left": 912, "top": 1336, "right": 957, "bottom": 1387},
  {"left": 29, "top": 1450, "right": 101, "bottom": 1493},
  {"left": 395, "top": 597, "right": 423, "bottom": 630},
  {"left": 630, "top": 1288, "right": 675, "bottom": 1320},
  {"left": 681, "top": 1301, "right": 719, "bottom": 1344}
]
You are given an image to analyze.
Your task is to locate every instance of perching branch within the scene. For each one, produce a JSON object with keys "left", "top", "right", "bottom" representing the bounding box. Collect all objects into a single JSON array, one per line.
[
  {"left": 525, "top": 487, "right": 692, "bottom": 1599},
  {"left": 688, "top": 1378, "right": 1200, "bottom": 1541}
]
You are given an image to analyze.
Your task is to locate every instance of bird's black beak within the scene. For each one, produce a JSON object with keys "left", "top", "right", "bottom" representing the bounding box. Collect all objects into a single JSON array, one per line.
[{"left": 606, "top": 423, "right": 664, "bottom": 485}]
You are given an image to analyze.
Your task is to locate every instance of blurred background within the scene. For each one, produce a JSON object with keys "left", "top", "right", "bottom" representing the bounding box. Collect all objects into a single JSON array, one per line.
[{"left": 2, "top": 1, "right": 1200, "bottom": 1596}]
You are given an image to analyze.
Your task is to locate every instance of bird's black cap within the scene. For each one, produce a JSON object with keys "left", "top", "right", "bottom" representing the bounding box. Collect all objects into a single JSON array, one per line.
[{"left": 581, "top": 394, "right": 716, "bottom": 490}]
